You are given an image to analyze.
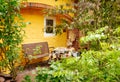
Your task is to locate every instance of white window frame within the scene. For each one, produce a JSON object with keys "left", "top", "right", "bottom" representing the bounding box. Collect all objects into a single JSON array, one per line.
[{"left": 44, "top": 17, "right": 56, "bottom": 37}]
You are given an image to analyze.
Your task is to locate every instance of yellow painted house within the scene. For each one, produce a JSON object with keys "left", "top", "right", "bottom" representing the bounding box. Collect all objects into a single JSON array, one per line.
[{"left": 21, "top": 0, "right": 73, "bottom": 48}]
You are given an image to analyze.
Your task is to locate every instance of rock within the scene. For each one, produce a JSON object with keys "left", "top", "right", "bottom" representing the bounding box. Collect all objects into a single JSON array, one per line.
[{"left": 0, "top": 76, "right": 5, "bottom": 82}]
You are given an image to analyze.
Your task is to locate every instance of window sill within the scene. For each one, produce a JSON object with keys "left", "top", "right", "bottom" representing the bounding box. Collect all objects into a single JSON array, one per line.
[{"left": 44, "top": 33, "right": 55, "bottom": 37}]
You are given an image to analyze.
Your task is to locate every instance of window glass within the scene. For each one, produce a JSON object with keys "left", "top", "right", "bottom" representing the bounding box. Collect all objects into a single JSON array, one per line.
[
  {"left": 46, "top": 19, "right": 53, "bottom": 26},
  {"left": 46, "top": 19, "right": 54, "bottom": 33},
  {"left": 44, "top": 17, "right": 56, "bottom": 36}
]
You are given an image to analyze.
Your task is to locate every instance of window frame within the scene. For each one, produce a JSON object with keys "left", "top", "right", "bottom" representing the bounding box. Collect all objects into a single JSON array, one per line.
[{"left": 44, "top": 17, "right": 56, "bottom": 37}]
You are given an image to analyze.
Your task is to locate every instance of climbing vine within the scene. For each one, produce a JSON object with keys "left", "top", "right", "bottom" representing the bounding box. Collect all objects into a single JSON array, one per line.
[{"left": 0, "top": 0, "right": 26, "bottom": 80}]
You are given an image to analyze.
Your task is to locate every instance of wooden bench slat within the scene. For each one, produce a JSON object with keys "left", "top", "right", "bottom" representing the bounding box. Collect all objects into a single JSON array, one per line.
[{"left": 30, "top": 53, "right": 49, "bottom": 59}]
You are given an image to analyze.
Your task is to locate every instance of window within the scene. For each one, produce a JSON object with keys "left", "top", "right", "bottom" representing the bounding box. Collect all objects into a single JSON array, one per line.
[{"left": 44, "top": 17, "right": 56, "bottom": 36}]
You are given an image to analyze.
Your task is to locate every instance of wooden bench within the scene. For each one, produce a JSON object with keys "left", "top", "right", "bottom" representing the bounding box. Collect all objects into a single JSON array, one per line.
[{"left": 22, "top": 42, "right": 50, "bottom": 66}]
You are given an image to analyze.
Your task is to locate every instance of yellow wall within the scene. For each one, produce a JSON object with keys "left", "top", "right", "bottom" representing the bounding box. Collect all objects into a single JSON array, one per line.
[
  {"left": 21, "top": 9, "right": 67, "bottom": 48},
  {"left": 27, "top": 0, "right": 72, "bottom": 7},
  {"left": 21, "top": 0, "right": 73, "bottom": 48}
]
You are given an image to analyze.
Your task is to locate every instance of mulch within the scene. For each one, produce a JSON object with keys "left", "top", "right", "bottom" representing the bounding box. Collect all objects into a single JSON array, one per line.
[
  {"left": 16, "top": 62, "right": 50, "bottom": 82},
  {"left": 0, "top": 61, "right": 50, "bottom": 82}
]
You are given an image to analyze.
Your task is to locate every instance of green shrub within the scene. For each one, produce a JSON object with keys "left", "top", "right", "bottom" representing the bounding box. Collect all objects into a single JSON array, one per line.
[{"left": 23, "top": 50, "right": 120, "bottom": 82}]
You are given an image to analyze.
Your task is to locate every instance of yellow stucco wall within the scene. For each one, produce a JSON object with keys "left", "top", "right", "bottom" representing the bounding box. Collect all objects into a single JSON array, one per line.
[
  {"left": 21, "top": 9, "right": 67, "bottom": 48},
  {"left": 21, "top": 0, "right": 72, "bottom": 48},
  {"left": 27, "top": 0, "right": 72, "bottom": 7}
]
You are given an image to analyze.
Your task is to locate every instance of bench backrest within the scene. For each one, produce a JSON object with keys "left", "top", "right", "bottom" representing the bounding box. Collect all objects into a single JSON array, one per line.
[{"left": 22, "top": 42, "right": 49, "bottom": 56}]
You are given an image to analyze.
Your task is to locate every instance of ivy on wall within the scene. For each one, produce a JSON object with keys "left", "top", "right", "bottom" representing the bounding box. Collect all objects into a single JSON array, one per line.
[{"left": 0, "top": 0, "right": 26, "bottom": 80}]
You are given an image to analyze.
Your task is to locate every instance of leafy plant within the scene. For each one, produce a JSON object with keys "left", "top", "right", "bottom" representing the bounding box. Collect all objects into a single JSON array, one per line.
[
  {"left": 23, "top": 49, "right": 120, "bottom": 82},
  {"left": 0, "top": 0, "right": 26, "bottom": 80},
  {"left": 48, "top": 0, "right": 120, "bottom": 49},
  {"left": 22, "top": 75, "right": 32, "bottom": 82},
  {"left": 33, "top": 45, "right": 42, "bottom": 55}
]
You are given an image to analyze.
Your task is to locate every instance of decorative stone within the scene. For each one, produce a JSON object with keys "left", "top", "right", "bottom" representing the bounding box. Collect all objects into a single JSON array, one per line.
[{"left": 0, "top": 77, "right": 5, "bottom": 82}]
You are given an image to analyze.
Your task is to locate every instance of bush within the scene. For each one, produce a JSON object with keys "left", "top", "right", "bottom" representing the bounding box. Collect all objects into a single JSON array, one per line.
[{"left": 23, "top": 49, "right": 120, "bottom": 82}]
